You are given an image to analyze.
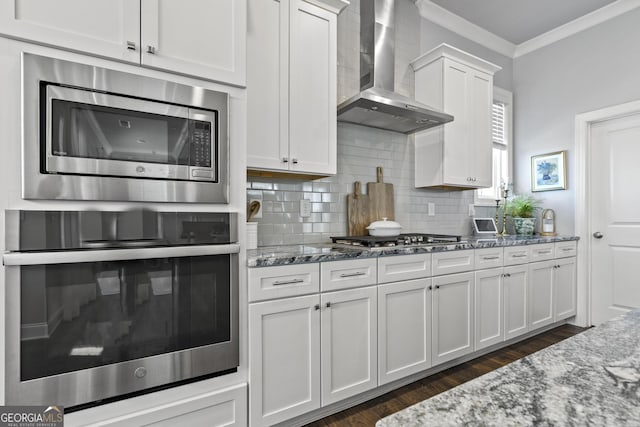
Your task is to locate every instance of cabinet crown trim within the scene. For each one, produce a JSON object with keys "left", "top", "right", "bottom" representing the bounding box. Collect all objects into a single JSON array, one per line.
[
  {"left": 302, "top": 0, "right": 350, "bottom": 14},
  {"left": 411, "top": 43, "right": 501, "bottom": 74}
]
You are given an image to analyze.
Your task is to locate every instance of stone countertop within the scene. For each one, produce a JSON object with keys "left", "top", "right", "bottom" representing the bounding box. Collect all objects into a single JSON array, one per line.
[
  {"left": 247, "top": 235, "right": 579, "bottom": 267},
  {"left": 377, "top": 309, "right": 640, "bottom": 427}
]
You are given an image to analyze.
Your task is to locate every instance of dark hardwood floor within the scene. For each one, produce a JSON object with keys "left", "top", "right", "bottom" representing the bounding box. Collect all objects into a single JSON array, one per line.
[{"left": 306, "top": 324, "right": 587, "bottom": 427}]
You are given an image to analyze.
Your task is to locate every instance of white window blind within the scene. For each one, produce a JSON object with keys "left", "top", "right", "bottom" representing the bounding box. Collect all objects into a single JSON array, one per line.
[{"left": 492, "top": 101, "right": 507, "bottom": 146}]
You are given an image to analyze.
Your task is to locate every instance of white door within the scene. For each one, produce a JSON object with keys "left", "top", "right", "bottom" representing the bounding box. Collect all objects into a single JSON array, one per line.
[
  {"left": 248, "top": 295, "right": 320, "bottom": 427},
  {"left": 591, "top": 113, "right": 640, "bottom": 325},
  {"left": 378, "top": 279, "right": 432, "bottom": 385},
  {"left": 321, "top": 286, "right": 377, "bottom": 406},
  {"left": 474, "top": 268, "right": 503, "bottom": 350},
  {"left": 0, "top": 0, "right": 139, "bottom": 63},
  {"left": 432, "top": 272, "right": 474, "bottom": 365},
  {"left": 141, "top": 0, "right": 246, "bottom": 85}
]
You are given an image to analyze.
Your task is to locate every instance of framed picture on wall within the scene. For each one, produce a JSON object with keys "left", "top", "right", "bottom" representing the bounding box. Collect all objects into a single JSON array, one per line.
[{"left": 531, "top": 151, "right": 567, "bottom": 192}]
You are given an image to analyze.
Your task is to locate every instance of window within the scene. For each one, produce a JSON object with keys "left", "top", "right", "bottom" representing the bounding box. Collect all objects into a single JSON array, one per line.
[{"left": 475, "top": 87, "right": 513, "bottom": 205}]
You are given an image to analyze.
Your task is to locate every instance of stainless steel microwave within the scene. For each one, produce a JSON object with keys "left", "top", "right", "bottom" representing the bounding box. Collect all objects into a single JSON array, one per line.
[{"left": 22, "top": 53, "right": 229, "bottom": 203}]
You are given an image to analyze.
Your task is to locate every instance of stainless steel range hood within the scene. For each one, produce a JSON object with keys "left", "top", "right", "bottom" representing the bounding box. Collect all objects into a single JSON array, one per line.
[{"left": 337, "top": 0, "right": 453, "bottom": 134}]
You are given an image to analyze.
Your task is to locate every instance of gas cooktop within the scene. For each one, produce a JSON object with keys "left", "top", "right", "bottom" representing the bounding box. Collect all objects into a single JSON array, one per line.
[{"left": 331, "top": 233, "right": 464, "bottom": 249}]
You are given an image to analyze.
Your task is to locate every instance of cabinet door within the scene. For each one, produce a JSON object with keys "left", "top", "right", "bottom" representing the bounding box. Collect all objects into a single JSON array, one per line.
[
  {"left": 441, "top": 60, "right": 471, "bottom": 187},
  {"left": 141, "top": 0, "right": 246, "bottom": 86},
  {"left": 529, "top": 260, "right": 555, "bottom": 330},
  {"left": 0, "top": 0, "right": 139, "bottom": 63},
  {"left": 246, "top": 0, "right": 290, "bottom": 171},
  {"left": 504, "top": 264, "right": 529, "bottom": 340},
  {"left": 378, "top": 279, "right": 432, "bottom": 385},
  {"left": 289, "top": 0, "right": 337, "bottom": 175},
  {"left": 432, "top": 272, "right": 474, "bottom": 365},
  {"left": 249, "top": 295, "right": 320, "bottom": 427},
  {"left": 554, "top": 257, "right": 577, "bottom": 321},
  {"left": 469, "top": 70, "right": 492, "bottom": 187},
  {"left": 321, "top": 287, "right": 377, "bottom": 405},
  {"left": 474, "top": 268, "right": 503, "bottom": 350}
]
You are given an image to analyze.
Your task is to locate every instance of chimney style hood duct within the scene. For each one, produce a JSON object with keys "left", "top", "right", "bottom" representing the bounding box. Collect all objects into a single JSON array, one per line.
[{"left": 337, "top": 0, "right": 453, "bottom": 134}]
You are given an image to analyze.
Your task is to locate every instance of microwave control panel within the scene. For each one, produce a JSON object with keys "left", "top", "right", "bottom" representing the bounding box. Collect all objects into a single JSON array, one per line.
[{"left": 191, "top": 121, "right": 212, "bottom": 168}]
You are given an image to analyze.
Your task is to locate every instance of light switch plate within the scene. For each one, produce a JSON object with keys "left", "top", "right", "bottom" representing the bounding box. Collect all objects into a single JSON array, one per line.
[{"left": 300, "top": 199, "right": 311, "bottom": 218}]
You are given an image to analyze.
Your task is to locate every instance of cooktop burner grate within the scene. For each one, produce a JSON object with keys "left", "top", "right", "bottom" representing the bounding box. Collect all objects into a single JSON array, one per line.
[{"left": 330, "top": 233, "right": 463, "bottom": 248}]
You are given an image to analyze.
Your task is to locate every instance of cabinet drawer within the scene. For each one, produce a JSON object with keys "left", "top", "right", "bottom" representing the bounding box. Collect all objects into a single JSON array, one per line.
[
  {"left": 248, "top": 264, "right": 319, "bottom": 302},
  {"left": 321, "top": 258, "right": 377, "bottom": 292},
  {"left": 474, "top": 248, "right": 503, "bottom": 270},
  {"left": 555, "top": 241, "right": 577, "bottom": 258},
  {"left": 378, "top": 254, "right": 432, "bottom": 284},
  {"left": 432, "top": 250, "right": 475, "bottom": 276},
  {"left": 530, "top": 243, "right": 555, "bottom": 262},
  {"left": 503, "top": 246, "right": 530, "bottom": 266}
]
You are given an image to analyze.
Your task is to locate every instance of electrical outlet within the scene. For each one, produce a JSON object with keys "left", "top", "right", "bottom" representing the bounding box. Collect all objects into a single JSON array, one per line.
[
  {"left": 468, "top": 204, "right": 476, "bottom": 217},
  {"left": 300, "top": 199, "right": 311, "bottom": 218},
  {"left": 249, "top": 199, "right": 262, "bottom": 219},
  {"left": 428, "top": 202, "right": 435, "bottom": 216}
]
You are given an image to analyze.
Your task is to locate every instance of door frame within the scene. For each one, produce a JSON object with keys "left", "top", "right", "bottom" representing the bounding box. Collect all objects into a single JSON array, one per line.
[{"left": 574, "top": 99, "right": 640, "bottom": 327}]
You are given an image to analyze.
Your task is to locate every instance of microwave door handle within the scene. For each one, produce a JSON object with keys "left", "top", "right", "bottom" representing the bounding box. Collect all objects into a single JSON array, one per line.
[{"left": 2, "top": 244, "right": 240, "bottom": 266}]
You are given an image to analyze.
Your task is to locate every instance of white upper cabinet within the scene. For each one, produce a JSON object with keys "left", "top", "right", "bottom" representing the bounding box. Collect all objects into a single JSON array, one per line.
[
  {"left": 247, "top": 0, "right": 340, "bottom": 176},
  {"left": 0, "top": 0, "right": 246, "bottom": 86},
  {"left": 411, "top": 44, "right": 500, "bottom": 189}
]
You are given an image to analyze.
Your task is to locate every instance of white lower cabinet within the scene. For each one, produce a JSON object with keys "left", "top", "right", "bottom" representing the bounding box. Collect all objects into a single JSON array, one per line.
[
  {"left": 529, "top": 260, "right": 556, "bottom": 330},
  {"left": 432, "top": 272, "right": 475, "bottom": 365},
  {"left": 321, "top": 287, "right": 378, "bottom": 405},
  {"left": 249, "top": 295, "right": 320, "bottom": 427},
  {"left": 555, "top": 257, "right": 577, "bottom": 321},
  {"left": 474, "top": 268, "right": 504, "bottom": 350},
  {"left": 378, "top": 279, "right": 432, "bottom": 385},
  {"left": 503, "top": 264, "right": 529, "bottom": 340}
]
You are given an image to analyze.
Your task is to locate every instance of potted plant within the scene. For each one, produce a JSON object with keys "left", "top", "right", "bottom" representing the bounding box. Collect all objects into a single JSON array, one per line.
[{"left": 506, "top": 194, "right": 542, "bottom": 235}]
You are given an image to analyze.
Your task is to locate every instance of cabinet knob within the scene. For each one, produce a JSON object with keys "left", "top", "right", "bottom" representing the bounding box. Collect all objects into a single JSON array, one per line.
[
  {"left": 593, "top": 231, "right": 603, "bottom": 239},
  {"left": 326, "top": 302, "right": 331, "bottom": 308},
  {"left": 428, "top": 285, "right": 432, "bottom": 290},
  {"left": 435, "top": 285, "right": 440, "bottom": 289},
  {"left": 292, "top": 158, "right": 298, "bottom": 164},
  {"left": 314, "top": 304, "right": 320, "bottom": 311},
  {"left": 126, "top": 41, "right": 136, "bottom": 51},
  {"left": 282, "top": 157, "right": 289, "bottom": 163},
  {"left": 146, "top": 45, "right": 156, "bottom": 54}
]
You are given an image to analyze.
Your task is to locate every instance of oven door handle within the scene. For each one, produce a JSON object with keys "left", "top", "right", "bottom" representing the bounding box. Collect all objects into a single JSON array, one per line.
[{"left": 2, "top": 244, "right": 240, "bottom": 266}]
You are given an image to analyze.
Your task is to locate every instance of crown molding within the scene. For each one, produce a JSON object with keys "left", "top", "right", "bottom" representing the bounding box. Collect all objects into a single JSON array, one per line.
[
  {"left": 414, "top": 0, "right": 516, "bottom": 58},
  {"left": 415, "top": 0, "right": 640, "bottom": 59},
  {"left": 514, "top": 0, "right": 640, "bottom": 58},
  {"left": 303, "top": 0, "right": 350, "bottom": 15}
]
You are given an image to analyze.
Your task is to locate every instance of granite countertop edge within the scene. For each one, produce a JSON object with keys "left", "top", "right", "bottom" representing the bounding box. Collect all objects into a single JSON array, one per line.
[{"left": 247, "top": 235, "right": 579, "bottom": 267}]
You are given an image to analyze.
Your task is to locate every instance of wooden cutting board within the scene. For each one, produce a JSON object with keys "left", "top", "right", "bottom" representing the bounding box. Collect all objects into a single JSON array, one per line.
[
  {"left": 347, "top": 181, "right": 370, "bottom": 236},
  {"left": 367, "top": 166, "right": 395, "bottom": 221}
]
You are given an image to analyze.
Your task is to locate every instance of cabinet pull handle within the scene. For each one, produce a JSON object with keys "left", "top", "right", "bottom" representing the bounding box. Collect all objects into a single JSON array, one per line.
[
  {"left": 292, "top": 158, "right": 298, "bottom": 164},
  {"left": 326, "top": 302, "right": 331, "bottom": 308},
  {"left": 339, "top": 272, "right": 366, "bottom": 278},
  {"left": 126, "top": 41, "right": 136, "bottom": 51},
  {"left": 272, "top": 278, "right": 304, "bottom": 286},
  {"left": 483, "top": 256, "right": 500, "bottom": 260},
  {"left": 512, "top": 254, "right": 527, "bottom": 258},
  {"left": 314, "top": 304, "right": 320, "bottom": 310},
  {"left": 538, "top": 250, "right": 552, "bottom": 254},
  {"left": 562, "top": 248, "right": 573, "bottom": 251},
  {"left": 507, "top": 273, "right": 511, "bottom": 277},
  {"left": 282, "top": 157, "right": 289, "bottom": 163},
  {"left": 146, "top": 45, "right": 156, "bottom": 54}
]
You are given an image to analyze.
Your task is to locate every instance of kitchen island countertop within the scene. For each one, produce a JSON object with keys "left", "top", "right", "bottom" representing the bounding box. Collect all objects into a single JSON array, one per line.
[
  {"left": 377, "top": 309, "right": 640, "bottom": 426},
  {"left": 247, "top": 235, "right": 579, "bottom": 267}
]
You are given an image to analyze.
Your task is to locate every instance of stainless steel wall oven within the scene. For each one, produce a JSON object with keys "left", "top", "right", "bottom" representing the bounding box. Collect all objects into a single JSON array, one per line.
[
  {"left": 3, "top": 210, "right": 239, "bottom": 408},
  {"left": 22, "top": 53, "right": 229, "bottom": 203}
]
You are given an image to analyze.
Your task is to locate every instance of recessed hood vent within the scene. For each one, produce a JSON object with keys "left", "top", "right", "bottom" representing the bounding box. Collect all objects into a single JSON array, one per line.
[{"left": 337, "top": 0, "right": 453, "bottom": 134}]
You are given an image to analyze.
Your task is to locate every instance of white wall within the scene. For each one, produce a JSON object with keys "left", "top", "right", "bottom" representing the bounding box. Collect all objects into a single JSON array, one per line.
[{"left": 513, "top": 8, "right": 640, "bottom": 235}]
